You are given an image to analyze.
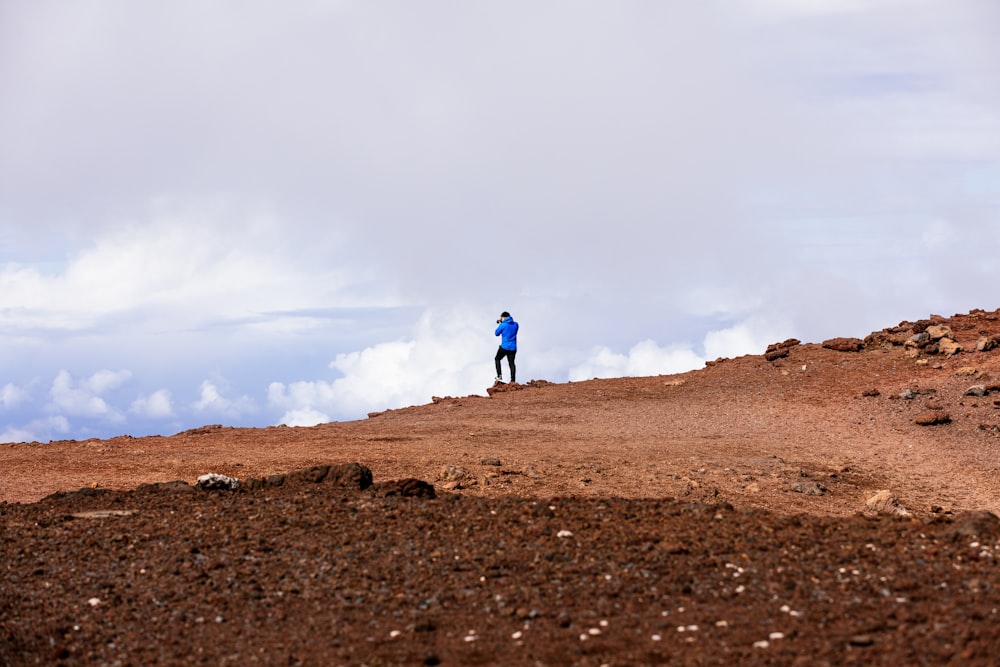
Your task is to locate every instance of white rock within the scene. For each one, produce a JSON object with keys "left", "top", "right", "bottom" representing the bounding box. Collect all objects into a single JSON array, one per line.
[{"left": 196, "top": 473, "right": 239, "bottom": 491}]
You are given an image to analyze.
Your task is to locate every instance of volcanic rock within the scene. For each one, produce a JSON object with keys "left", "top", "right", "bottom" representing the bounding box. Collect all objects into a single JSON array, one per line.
[
  {"left": 370, "top": 478, "right": 436, "bottom": 498},
  {"left": 822, "top": 337, "right": 864, "bottom": 352},
  {"left": 764, "top": 338, "right": 799, "bottom": 361},
  {"left": 906, "top": 331, "right": 931, "bottom": 348},
  {"left": 915, "top": 410, "right": 951, "bottom": 426},
  {"left": 976, "top": 336, "right": 999, "bottom": 352},
  {"left": 865, "top": 489, "right": 908, "bottom": 515},
  {"left": 196, "top": 473, "right": 239, "bottom": 491},
  {"left": 938, "top": 338, "right": 962, "bottom": 356},
  {"left": 790, "top": 480, "right": 826, "bottom": 496},
  {"left": 926, "top": 324, "right": 953, "bottom": 340}
]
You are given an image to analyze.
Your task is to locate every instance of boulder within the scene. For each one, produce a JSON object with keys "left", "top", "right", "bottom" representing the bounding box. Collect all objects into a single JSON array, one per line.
[
  {"left": 196, "top": 473, "right": 239, "bottom": 491},
  {"left": 790, "top": 480, "right": 826, "bottom": 496},
  {"left": 865, "top": 490, "right": 908, "bottom": 515},
  {"left": 926, "top": 325, "right": 953, "bottom": 340},
  {"left": 976, "top": 336, "right": 1000, "bottom": 352},
  {"left": 325, "top": 462, "right": 374, "bottom": 490},
  {"left": 905, "top": 332, "right": 931, "bottom": 348},
  {"left": 439, "top": 465, "right": 470, "bottom": 482},
  {"left": 764, "top": 348, "right": 789, "bottom": 361},
  {"left": 865, "top": 330, "right": 909, "bottom": 348},
  {"left": 938, "top": 338, "right": 962, "bottom": 356},
  {"left": 764, "top": 339, "right": 799, "bottom": 361},
  {"left": 822, "top": 337, "right": 864, "bottom": 352},
  {"left": 915, "top": 410, "right": 951, "bottom": 426},
  {"left": 766, "top": 338, "right": 801, "bottom": 352}
]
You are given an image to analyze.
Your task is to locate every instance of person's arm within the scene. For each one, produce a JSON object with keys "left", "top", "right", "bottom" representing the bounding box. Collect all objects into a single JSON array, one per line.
[{"left": 495, "top": 322, "right": 504, "bottom": 336}]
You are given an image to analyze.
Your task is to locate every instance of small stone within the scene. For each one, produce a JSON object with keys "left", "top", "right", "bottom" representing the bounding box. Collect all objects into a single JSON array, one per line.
[
  {"left": 965, "top": 385, "right": 987, "bottom": 397},
  {"left": 481, "top": 457, "right": 502, "bottom": 466},
  {"left": 790, "top": 480, "right": 826, "bottom": 496},
  {"left": 439, "top": 465, "right": 469, "bottom": 482},
  {"left": 915, "top": 410, "right": 951, "bottom": 426}
]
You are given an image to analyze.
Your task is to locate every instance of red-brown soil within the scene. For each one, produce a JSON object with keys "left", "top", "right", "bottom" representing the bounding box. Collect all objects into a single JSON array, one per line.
[{"left": 3, "top": 309, "right": 1000, "bottom": 665}]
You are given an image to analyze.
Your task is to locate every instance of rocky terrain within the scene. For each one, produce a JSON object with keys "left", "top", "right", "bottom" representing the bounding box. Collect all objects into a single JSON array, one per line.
[{"left": 3, "top": 308, "right": 1000, "bottom": 665}]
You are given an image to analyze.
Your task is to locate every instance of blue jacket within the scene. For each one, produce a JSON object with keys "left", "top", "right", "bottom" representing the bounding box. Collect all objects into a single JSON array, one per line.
[{"left": 495, "top": 316, "right": 518, "bottom": 351}]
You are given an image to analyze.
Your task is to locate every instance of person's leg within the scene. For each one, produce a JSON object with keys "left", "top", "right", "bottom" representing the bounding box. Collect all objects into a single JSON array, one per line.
[
  {"left": 495, "top": 347, "right": 505, "bottom": 379},
  {"left": 508, "top": 350, "right": 516, "bottom": 383}
]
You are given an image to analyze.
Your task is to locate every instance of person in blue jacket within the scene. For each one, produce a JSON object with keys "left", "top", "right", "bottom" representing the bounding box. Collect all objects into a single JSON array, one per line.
[{"left": 494, "top": 311, "right": 519, "bottom": 383}]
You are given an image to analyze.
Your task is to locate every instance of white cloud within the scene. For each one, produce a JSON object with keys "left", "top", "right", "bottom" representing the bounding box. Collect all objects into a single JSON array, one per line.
[
  {"left": 567, "top": 316, "right": 793, "bottom": 382},
  {"left": 0, "top": 415, "right": 70, "bottom": 444},
  {"left": 0, "top": 200, "right": 370, "bottom": 335},
  {"left": 193, "top": 380, "right": 256, "bottom": 419},
  {"left": 130, "top": 389, "right": 174, "bottom": 419},
  {"left": 703, "top": 319, "right": 791, "bottom": 361},
  {"left": 568, "top": 341, "right": 704, "bottom": 381},
  {"left": 921, "top": 219, "right": 956, "bottom": 249},
  {"left": 268, "top": 307, "right": 492, "bottom": 425},
  {"left": 279, "top": 407, "right": 331, "bottom": 428},
  {"left": 82, "top": 369, "right": 133, "bottom": 394},
  {"left": 747, "top": 0, "right": 908, "bottom": 17},
  {"left": 48, "top": 369, "right": 130, "bottom": 420},
  {"left": 1, "top": 383, "right": 29, "bottom": 410}
]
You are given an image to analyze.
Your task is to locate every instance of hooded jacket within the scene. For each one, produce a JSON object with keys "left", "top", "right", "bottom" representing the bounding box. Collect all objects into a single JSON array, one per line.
[{"left": 495, "top": 316, "right": 518, "bottom": 351}]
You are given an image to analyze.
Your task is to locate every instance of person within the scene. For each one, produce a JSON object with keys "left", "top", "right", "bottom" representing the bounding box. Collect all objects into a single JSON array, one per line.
[{"left": 494, "top": 311, "right": 519, "bottom": 383}]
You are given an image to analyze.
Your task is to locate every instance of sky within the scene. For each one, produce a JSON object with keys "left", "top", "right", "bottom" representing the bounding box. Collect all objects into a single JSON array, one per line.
[{"left": 1, "top": 0, "right": 999, "bottom": 443}]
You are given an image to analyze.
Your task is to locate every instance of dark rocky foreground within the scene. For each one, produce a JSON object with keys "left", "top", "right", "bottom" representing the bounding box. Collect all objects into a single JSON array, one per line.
[{"left": 2, "top": 465, "right": 1000, "bottom": 666}]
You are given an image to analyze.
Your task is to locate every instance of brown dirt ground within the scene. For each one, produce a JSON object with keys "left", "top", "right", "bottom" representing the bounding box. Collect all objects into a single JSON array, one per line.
[{"left": 3, "top": 309, "right": 1000, "bottom": 665}]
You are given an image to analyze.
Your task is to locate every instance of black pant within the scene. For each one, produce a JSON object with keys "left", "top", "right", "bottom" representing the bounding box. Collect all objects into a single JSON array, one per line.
[{"left": 495, "top": 347, "right": 516, "bottom": 382}]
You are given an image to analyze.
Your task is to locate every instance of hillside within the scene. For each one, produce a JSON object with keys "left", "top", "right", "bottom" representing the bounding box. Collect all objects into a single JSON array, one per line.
[
  {"left": 3, "top": 308, "right": 1000, "bottom": 665},
  {"left": 4, "top": 308, "right": 1000, "bottom": 515}
]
